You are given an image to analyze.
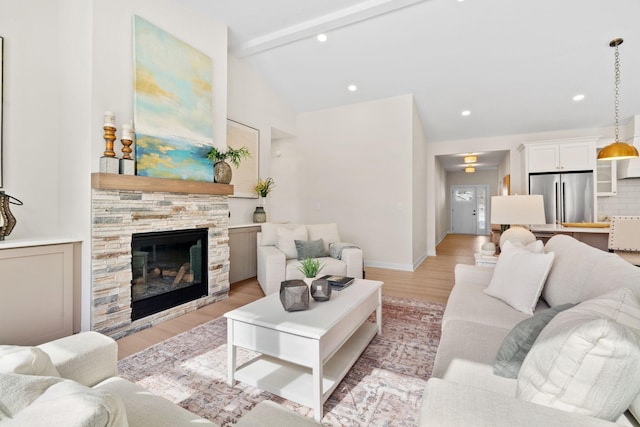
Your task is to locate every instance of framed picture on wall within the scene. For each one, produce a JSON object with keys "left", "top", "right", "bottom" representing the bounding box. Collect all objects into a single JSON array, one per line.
[{"left": 227, "top": 119, "right": 259, "bottom": 198}]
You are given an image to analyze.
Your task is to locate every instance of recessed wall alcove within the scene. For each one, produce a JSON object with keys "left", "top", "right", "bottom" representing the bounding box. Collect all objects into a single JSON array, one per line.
[{"left": 91, "top": 173, "right": 233, "bottom": 339}]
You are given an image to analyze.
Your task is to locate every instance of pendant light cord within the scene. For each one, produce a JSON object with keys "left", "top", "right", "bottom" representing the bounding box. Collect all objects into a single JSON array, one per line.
[{"left": 614, "top": 41, "right": 621, "bottom": 142}]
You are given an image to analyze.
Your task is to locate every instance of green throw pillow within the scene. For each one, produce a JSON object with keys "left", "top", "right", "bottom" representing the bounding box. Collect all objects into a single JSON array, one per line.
[
  {"left": 494, "top": 303, "right": 575, "bottom": 378},
  {"left": 295, "top": 239, "right": 327, "bottom": 260}
]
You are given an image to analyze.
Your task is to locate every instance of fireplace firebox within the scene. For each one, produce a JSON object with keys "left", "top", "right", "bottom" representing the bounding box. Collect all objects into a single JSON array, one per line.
[{"left": 131, "top": 228, "right": 208, "bottom": 321}]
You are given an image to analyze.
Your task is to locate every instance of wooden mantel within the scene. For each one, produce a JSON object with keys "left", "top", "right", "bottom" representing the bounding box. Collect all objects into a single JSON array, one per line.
[{"left": 91, "top": 173, "right": 234, "bottom": 196}]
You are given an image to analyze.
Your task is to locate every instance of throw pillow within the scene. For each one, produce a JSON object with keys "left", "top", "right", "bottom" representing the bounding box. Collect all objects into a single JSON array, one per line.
[
  {"left": 484, "top": 240, "right": 555, "bottom": 315},
  {"left": 295, "top": 239, "right": 327, "bottom": 260},
  {"left": 0, "top": 373, "right": 128, "bottom": 426},
  {"left": 0, "top": 346, "right": 60, "bottom": 377},
  {"left": 511, "top": 239, "right": 544, "bottom": 253},
  {"left": 276, "top": 226, "right": 307, "bottom": 259},
  {"left": 307, "top": 223, "right": 341, "bottom": 253},
  {"left": 517, "top": 288, "right": 640, "bottom": 421},
  {"left": 494, "top": 303, "right": 575, "bottom": 378},
  {"left": 260, "top": 223, "right": 301, "bottom": 246}
]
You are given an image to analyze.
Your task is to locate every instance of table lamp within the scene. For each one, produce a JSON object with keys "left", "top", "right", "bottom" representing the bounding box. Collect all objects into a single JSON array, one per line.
[{"left": 490, "top": 195, "right": 546, "bottom": 248}]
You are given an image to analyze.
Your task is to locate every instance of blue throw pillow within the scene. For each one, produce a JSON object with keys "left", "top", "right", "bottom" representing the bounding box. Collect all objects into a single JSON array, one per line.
[{"left": 295, "top": 239, "right": 327, "bottom": 260}]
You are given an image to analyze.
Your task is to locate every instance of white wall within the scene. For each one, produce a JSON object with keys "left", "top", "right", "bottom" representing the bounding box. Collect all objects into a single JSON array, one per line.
[
  {"left": 226, "top": 56, "right": 296, "bottom": 225},
  {"left": 0, "top": 0, "right": 63, "bottom": 238},
  {"left": 411, "top": 101, "right": 428, "bottom": 268},
  {"left": 290, "top": 95, "right": 416, "bottom": 270},
  {"left": 434, "top": 158, "right": 448, "bottom": 247}
]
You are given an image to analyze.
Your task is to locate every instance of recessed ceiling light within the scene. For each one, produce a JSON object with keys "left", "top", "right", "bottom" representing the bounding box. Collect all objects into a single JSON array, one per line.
[
  {"left": 572, "top": 94, "right": 585, "bottom": 102},
  {"left": 348, "top": 84, "right": 358, "bottom": 92},
  {"left": 461, "top": 110, "right": 471, "bottom": 116},
  {"left": 317, "top": 34, "right": 328, "bottom": 43},
  {"left": 464, "top": 166, "right": 475, "bottom": 173},
  {"left": 464, "top": 155, "right": 477, "bottom": 163}
]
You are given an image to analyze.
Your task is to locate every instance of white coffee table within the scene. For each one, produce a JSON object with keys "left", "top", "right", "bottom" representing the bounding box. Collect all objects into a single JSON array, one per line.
[{"left": 225, "top": 278, "right": 383, "bottom": 422}]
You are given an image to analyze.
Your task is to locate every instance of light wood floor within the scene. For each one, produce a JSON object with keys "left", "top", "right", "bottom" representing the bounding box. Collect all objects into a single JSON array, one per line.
[{"left": 116, "top": 233, "right": 488, "bottom": 359}]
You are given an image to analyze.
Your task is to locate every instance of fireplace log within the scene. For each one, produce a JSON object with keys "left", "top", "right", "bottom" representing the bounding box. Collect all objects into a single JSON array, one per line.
[{"left": 173, "top": 263, "right": 190, "bottom": 285}]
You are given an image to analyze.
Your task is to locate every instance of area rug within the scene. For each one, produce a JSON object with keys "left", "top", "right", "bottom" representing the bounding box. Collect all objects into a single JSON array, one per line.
[{"left": 118, "top": 296, "right": 444, "bottom": 426}]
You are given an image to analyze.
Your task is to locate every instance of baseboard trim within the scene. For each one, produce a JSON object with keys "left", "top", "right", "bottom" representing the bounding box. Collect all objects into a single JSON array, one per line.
[{"left": 364, "top": 260, "right": 414, "bottom": 272}]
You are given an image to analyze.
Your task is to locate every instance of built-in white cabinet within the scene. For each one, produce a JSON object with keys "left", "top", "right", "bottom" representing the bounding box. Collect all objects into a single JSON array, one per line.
[
  {"left": 596, "top": 149, "right": 617, "bottom": 196},
  {"left": 228, "top": 225, "right": 260, "bottom": 284},
  {"left": 525, "top": 139, "right": 596, "bottom": 173},
  {"left": 0, "top": 240, "right": 81, "bottom": 345}
]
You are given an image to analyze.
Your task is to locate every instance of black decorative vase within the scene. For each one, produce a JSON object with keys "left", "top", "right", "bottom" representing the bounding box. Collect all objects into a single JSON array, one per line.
[
  {"left": 310, "top": 279, "right": 332, "bottom": 302},
  {"left": 279, "top": 280, "right": 309, "bottom": 312},
  {"left": 253, "top": 206, "right": 266, "bottom": 223}
]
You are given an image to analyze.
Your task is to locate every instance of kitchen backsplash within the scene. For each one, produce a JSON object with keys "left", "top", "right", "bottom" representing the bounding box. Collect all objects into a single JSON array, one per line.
[{"left": 598, "top": 179, "right": 640, "bottom": 220}]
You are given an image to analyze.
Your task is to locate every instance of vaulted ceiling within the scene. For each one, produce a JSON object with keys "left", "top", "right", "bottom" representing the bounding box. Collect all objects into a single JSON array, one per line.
[{"left": 179, "top": 0, "right": 640, "bottom": 146}]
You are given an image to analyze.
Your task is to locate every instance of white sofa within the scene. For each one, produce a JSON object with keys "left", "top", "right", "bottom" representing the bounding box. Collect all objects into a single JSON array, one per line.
[
  {"left": 0, "top": 331, "right": 321, "bottom": 426},
  {"left": 257, "top": 222, "right": 363, "bottom": 295},
  {"left": 419, "top": 235, "right": 640, "bottom": 427}
]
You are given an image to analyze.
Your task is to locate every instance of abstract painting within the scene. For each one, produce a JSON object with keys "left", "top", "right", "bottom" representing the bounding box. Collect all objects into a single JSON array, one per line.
[
  {"left": 133, "top": 16, "right": 213, "bottom": 181},
  {"left": 227, "top": 119, "right": 259, "bottom": 198}
]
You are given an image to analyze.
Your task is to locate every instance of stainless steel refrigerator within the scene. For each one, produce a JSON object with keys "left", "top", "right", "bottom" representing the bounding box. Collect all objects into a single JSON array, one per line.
[{"left": 529, "top": 171, "right": 594, "bottom": 224}]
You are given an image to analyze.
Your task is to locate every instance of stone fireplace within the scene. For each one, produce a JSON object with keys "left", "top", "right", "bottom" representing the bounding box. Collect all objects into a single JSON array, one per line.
[{"left": 91, "top": 173, "right": 233, "bottom": 339}]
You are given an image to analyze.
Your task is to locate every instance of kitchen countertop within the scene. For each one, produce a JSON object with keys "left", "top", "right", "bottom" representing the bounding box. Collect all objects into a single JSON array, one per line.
[{"left": 530, "top": 224, "right": 610, "bottom": 234}]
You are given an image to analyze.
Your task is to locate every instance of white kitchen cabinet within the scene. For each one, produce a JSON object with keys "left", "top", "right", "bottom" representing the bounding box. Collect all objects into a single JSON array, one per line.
[
  {"left": 596, "top": 148, "right": 617, "bottom": 196},
  {"left": 525, "top": 140, "right": 595, "bottom": 173}
]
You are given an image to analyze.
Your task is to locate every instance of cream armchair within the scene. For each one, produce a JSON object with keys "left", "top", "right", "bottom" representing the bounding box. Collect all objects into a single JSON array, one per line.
[{"left": 257, "top": 223, "right": 363, "bottom": 295}]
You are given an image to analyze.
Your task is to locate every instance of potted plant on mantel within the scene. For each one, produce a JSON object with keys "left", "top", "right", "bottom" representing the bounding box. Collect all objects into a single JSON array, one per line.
[{"left": 205, "top": 146, "right": 251, "bottom": 184}]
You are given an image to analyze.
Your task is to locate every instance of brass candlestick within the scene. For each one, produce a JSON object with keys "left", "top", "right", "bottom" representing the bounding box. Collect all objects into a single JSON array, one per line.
[
  {"left": 121, "top": 138, "right": 133, "bottom": 159},
  {"left": 103, "top": 126, "right": 116, "bottom": 157}
]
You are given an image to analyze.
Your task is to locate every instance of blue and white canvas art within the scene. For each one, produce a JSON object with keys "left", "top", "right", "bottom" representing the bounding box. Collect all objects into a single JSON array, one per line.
[{"left": 133, "top": 16, "right": 214, "bottom": 181}]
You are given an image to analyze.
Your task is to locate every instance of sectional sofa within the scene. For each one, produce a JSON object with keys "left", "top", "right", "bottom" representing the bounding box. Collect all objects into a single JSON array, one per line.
[
  {"left": 419, "top": 234, "right": 640, "bottom": 426},
  {"left": 0, "top": 331, "right": 320, "bottom": 426}
]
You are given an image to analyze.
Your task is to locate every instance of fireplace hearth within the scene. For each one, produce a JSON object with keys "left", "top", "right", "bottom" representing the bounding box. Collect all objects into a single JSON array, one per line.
[{"left": 131, "top": 228, "right": 208, "bottom": 321}]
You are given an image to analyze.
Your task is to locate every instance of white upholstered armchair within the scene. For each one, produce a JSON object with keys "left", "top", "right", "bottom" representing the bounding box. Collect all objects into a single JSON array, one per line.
[{"left": 256, "top": 223, "right": 363, "bottom": 295}]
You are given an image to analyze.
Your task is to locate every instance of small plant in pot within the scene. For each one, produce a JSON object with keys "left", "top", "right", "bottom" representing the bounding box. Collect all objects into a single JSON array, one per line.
[
  {"left": 254, "top": 177, "right": 275, "bottom": 198},
  {"left": 297, "top": 258, "right": 324, "bottom": 284},
  {"left": 205, "top": 146, "right": 251, "bottom": 184}
]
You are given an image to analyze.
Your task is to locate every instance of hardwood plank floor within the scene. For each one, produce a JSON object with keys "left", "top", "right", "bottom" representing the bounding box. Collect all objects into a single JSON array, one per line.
[{"left": 116, "top": 233, "right": 488, "bottom": 359}]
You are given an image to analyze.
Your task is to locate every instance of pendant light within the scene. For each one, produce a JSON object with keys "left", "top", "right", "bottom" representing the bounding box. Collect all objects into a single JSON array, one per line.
[{"left": 597, "top": 38, "right": 639, "bottom": 161}]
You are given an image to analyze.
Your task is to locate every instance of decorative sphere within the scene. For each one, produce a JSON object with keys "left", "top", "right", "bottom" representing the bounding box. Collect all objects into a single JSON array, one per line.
[{"left": 481, "top": 242, "right": 496, "bottom": 256}]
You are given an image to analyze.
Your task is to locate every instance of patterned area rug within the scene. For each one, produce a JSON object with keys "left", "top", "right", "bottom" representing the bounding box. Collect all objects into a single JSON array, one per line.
[{"left": 118, "top": 296, "right": 444, "bottom": 426}]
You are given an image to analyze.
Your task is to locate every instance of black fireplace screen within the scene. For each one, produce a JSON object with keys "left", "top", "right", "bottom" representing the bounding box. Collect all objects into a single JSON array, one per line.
[{"left": 131, "top": 228, "right": 208, "bottom": 321}]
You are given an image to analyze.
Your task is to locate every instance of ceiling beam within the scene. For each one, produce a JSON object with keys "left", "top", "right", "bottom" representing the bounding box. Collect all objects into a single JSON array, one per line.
[{"left": 231, "top": 0, "right": 427, "bottom": 58}]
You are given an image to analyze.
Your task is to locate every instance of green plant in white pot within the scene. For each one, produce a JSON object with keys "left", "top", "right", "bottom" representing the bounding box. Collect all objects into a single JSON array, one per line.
[
  {"left": 205, "top": 146, "right": 251, "bottom": 184},
  {"left": 297, "top": 258, "right": 324, "bottom": 285}
]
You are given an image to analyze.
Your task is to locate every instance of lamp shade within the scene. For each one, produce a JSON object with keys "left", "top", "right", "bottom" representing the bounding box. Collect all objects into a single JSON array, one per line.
[
  {"left": 491, "top": 195, "right": 546, "bottom": 225},
  {"left": 597, "top": 142, "right": 639, "bottom": 161}
]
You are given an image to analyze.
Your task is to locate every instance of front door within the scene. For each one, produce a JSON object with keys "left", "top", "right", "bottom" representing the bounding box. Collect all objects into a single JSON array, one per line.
[{"left": 450, "top": 185, "right": 489, "bottom": 235}]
